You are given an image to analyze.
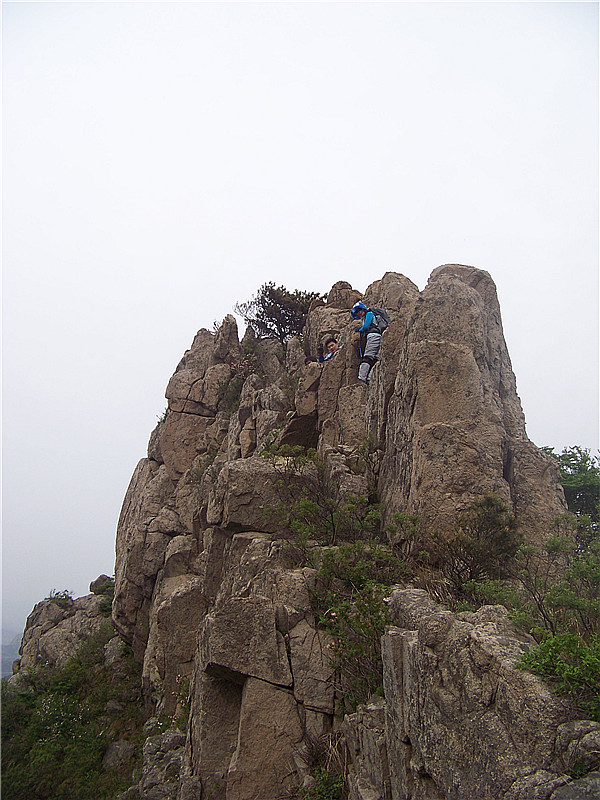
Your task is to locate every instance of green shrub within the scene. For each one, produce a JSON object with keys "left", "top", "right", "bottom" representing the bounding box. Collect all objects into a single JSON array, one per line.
[
  {"left": 234, "top": 282, "right": 322, "bottom": 344},
  {"left": 313, "top": 540, "right": 408, "bottom": 599},
  {"left": 320, "top": 581, "right": 392, "bottom": 713},
  {"left": 518, "top": 632, "right": 600, "bottom": 721},
  {"left": 261, "top": 445, "right": 404, "bottom": 712},
  {"left": 544, "top": 446, "right": 600, "bottom": 530},
  {"left": 220, "top": 374, "right": 246, "bottom": 411},
  {"left": 433, "top": 495, "right": 522, "bottom": 594},
  {"left": 262, "top": 445, "right": 382, "bottom": 550},
  {"left": 302, "top": 767, "right": 344, "bottom": 800},
  {"left": 90, "top": 576, "right": 115, "bottom": 596}
]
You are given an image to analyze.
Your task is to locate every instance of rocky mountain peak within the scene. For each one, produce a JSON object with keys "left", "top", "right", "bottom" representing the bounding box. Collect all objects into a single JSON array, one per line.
[{"left": 13, "top": 266, "right": 597, "bottom": 800}]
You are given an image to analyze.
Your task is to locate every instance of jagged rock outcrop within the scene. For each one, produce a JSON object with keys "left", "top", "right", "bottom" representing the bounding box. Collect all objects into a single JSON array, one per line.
[
  {"left": 341, "top": 590, "right": 600, "bottom": 800},
  {"left": 381, "top": 590, "right": 600, "bottom": 800},
  {"left": 109, "top": 267, "right": 592, "bottom": 797},
  {"left": 14, "top": 578, "right": 112, "bottom": 671}
]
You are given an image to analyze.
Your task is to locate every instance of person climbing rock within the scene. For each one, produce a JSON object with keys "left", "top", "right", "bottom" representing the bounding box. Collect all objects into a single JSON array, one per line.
[
  {"left": 317, "top": 337, "right": 341, "bottom": 363},
  {"left": 351, "top": 302, "right": 388, "bottom": 384}
]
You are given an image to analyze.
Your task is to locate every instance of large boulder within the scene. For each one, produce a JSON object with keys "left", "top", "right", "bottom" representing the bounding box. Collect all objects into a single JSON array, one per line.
[{"left": 200, "top": 595, "right": 292, "bottom": 687}]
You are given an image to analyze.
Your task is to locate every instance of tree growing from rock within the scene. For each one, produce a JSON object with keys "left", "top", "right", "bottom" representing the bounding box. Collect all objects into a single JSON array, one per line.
[{"left": 234, "top": 282, "right": 322, "bottom": 344}]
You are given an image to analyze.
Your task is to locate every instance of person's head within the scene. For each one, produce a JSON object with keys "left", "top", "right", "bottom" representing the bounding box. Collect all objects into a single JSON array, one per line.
[
  {"left": 351, "top": 301, "right": 368, "bottom": 320},
  {"left": 325, "top": 337, "right": 338, "bottom": 353}
]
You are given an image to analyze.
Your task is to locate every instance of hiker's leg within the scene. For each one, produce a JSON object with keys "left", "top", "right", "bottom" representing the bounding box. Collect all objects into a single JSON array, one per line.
[{"left": 358, "top": 333, "right": 381, "bottom": 382}]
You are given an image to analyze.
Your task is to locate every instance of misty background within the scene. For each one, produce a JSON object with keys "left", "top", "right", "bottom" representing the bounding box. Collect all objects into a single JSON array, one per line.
[{"left": 2, "top": 2, "right": 598, "bottom": 650}]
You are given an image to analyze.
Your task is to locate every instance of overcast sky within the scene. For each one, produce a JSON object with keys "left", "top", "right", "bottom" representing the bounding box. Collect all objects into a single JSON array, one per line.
[{"left": 2, "top": 1, "right": 598, "bottom": 638}]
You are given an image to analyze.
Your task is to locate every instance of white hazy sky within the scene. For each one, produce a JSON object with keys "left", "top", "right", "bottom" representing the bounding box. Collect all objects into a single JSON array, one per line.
[{"left": 2, "top": 1, "right": 598, "bottom": 638}]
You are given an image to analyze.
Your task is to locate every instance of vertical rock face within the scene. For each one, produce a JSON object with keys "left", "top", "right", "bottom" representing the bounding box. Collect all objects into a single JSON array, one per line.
[
  {"left": 379, "top": 265, "right": 565, "bottom": 539},
  {"left": 110, "top": 266, "right": 577, "bottom": 799}
]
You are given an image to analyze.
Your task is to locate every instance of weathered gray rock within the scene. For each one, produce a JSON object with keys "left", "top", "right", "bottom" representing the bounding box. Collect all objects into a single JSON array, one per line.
[
  {"left": 344, "top": 699, "right": 391, "bottom": 800},
  {"left": 382, "top": 589, "right": 600, "bottom": 800},
  {"left": 143, "top": 573, "right": 208, "bottom": 714},
  {"left": 379, "top": 265, "right": 567, "bottom": 540},
  {"left": 104, "top": 634, "right": 128, "bottom": 666},
  {"left": 102, "top": 739, "right": 137, "bottom": 770},
  {"left": 226, "top": 677, "right": 304, "bottom": 800},
  {"left": 200, "top": 595, "right": 292, "bottom": 687},
  {"left": 550, "top": 772, "right": 600, "bottom": 799},
  {"left": 18, "top": 593, "right": 109, "bottom": 669},
  {"left": 186, "top": 671, "right": 243, "bottom": 797},
  {"left": 289, "top": 619, "right": 335, "bottom": 714},
  {"left": 120, "top": 728, "right": 186, "bottom": 800},
  {"left": 206, "top": 454, "right": 304, "bottom": 533},
  {"left": 113, "top": 459, "right": 178, "bottom": 660}
]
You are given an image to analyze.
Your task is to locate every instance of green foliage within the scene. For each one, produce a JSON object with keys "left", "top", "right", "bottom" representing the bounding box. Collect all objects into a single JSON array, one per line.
[
  {"left": 387, "top": 484, "right": 600, "bottom": 721},
  {"left": 2, "top": 622, "right": 145, "bottom": 800},
  {"left": 518, "top": 633, "right": 600, "bottom": 721},
  {"left": 544, "top": 446, "right": 600, "bottom": 529},
  {"left": 262, "top": 445, "right": 406, "bottom": 712},
  {"left": 508, "top": 525, "right": 600, "bottom": 639},
  {"left": 302, "top": 767, "right": 345, "bottom": 800},
  {"left": 44, "top": 589, "right": 74, "bottom": 610},
  {"left": 91, "top": 577, "right": 115, "bottom": 616},
  {"left": 385, "top": 512, "right": 424, "bottom": 559},
  {"left": 429, "top": 495, "right": 523, "bottom": 595},
  {"left": 91, "top": 576, "right": 115, "bottom": 596},
  {"left": 320, "top": 581, "right": 392, "bottom": 713},
  {"left": 297, "top": 732, "right": 347, "bottom": 800},
  {"left": 460, "top": 490, "right": 600, "bottom": 719},
  {"left": 234, "top": 282, "right": 322, "bottom": 344},
  {"left": 263, "top": 445, "right": 382, "bottom": 551},
  {"left": 314, "top": 540, "right": 408, "bottom": 595}
]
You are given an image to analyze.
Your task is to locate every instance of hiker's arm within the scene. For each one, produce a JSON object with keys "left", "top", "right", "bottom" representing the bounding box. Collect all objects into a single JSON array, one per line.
[{"left": 357, "top": 311, "right": 374, "bottom": 333}]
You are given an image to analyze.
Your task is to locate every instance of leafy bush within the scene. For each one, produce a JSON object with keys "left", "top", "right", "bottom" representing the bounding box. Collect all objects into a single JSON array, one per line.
[
  {"left": 90, "top": 576, "right": 115, "bottom": 596},
  {"left": 262, "top": 445, "right": 406, "bottom": 712},
  {"left": 320, "top": 581, "right": 392, "bottom": 712},
  {"left": 315, "top": 540, "right": 408, "bottom": 591},
  {"left": 220, "top": 353, "right": 261, "bottom": 411},
  {"left": 544, "top": 446, "right": 600, "bottom": 531},
  {"left": 302, "top": 767, "right": 345, "bottom": 800},
  {"left": 450, "top": 451, "right": 600, "bottom": 720},
  {"left": 518, "top": 633, "right": 600, "bottom": 721},
  {"left": 394, "top": 496, "right": 522, "bottom": 601},
  {"left": 434, "top": 495, "right": 522, "bottom": 594},
  {"left": 313, "top": 542, "right": 405, "bottom": 711},
  {"left": 263, "top": 445, "right": 381, "bottom": 551}
]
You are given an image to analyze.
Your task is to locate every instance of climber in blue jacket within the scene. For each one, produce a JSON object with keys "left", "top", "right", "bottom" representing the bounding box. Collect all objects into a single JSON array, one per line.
[{"left": 352, "top": 302, "right": 381, "bottom": 384}]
